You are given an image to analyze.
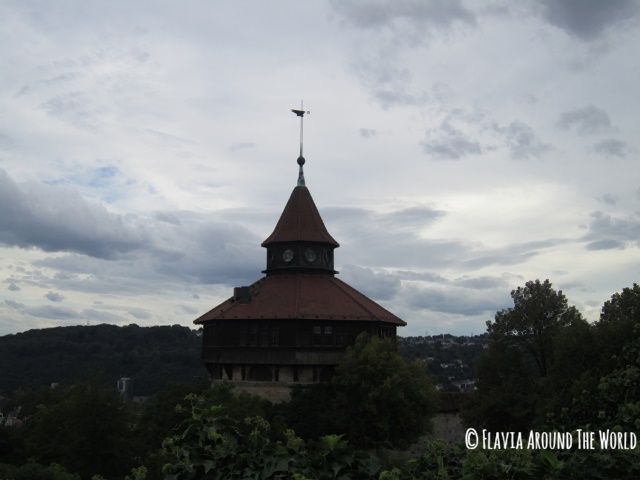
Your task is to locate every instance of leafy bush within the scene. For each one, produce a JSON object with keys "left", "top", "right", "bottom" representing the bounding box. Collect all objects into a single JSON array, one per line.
[{"left": 161, "top": 393, "right": 380, "bottom": 479}]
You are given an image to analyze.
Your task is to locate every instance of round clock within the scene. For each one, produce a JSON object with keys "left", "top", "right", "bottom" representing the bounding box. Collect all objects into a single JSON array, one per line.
[
  {"left": 304, "top": 248, "right": 317, "bottom": 263},
  {"left": 282, "top": 249, "right": 294, "bottom": 263}
]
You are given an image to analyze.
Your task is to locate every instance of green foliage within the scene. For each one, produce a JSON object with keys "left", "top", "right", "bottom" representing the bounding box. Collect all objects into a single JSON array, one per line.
[
  {"left": 135, "top": 382, "right": 209, "bottom": 452},
  {"left": 162, "top": 393, "right": 379, "bottom": 479},
  {"left": 0, "top": 462, "right": 80, "bottom": 480},
  {"left": 594, "top": 283, "right": 640, "bottom": 373},
  {"left": 384, "top": 443, "right": 537, "bottom": 479},
  {"left": 19, "top": 381, "right": 135, "bottom": 479},
  {"left": 487, "top": 279, "right": 584, "bottom": 377},
  {"left": 467, "top": 279, "right": 593, "bottom": 431},
  {"left": 332, "top": 334, "right": 437, "bottom": 448},
  {"left": 464, "top": 340, "right": 538, "bottom": 431},
  {"left": 284, "top": 383, "right": 338, "bottom": 440},
  {"left": 286, "top": 334, "right": 437, "bottom": 448},
  {"left": 567, "top": 324, "right": 640, "bottom": 432}
]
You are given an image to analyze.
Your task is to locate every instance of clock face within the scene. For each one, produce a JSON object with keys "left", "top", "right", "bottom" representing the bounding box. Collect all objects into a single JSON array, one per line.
[
  {"left": 282, "top": 249, "right": 294, "bottom": 263},
  {"left": 304, "top": 248, "right": 317, "bottom": 263}
]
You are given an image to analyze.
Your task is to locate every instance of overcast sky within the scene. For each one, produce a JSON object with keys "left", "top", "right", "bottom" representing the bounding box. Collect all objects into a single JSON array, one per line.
[{"left": 1, "top": 0, "right": 639, "bottom": 336}]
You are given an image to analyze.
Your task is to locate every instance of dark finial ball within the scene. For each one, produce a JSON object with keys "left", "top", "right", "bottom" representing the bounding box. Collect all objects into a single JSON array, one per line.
[{"left": 297, "top": 156, "right": 305, "bottom": 166}]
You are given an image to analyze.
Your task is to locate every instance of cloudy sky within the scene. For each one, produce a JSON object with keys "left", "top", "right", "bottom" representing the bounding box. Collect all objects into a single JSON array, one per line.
[{"left": 1, "top": 0, "right": 639, "bottom": 336}]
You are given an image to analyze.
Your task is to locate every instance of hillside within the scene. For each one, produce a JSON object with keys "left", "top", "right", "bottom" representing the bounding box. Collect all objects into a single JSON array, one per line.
[
  {"left": 0, "top": 324, "right": 486, "bottom": 395},
  {"left": 0, "top": 324, "right": 206, "bottom": 396}
]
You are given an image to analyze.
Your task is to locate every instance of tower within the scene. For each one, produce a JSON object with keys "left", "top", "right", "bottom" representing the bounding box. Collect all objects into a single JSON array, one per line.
[{"left": 194, "top": 110, "right": 405, "bottom": 401}]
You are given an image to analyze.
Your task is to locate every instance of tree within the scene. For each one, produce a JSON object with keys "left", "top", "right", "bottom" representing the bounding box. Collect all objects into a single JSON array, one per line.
[
  {"left": 286, "top": 334, "right": 436, "bottom": 448},
  {"left": 487, "top": 279, "right": 583, "bottom": 377},
  {"left": 594, "top": 283, "right": 640, "bottom": 373},
  {"left": 21, "top": 381, "right": 135, "bottom": 479},
  {"left": 559, "top": 285, "right": 640, "bottom": 431},
  {"left": 467, "top": 279, "right": 591, "bottom": 431},
  {"left": 330, "top": 334, "right": 437, "bottom": 448}
]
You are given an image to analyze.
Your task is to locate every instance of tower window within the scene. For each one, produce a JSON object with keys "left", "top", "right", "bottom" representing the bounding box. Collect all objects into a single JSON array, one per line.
[
  {"left": 313, "top": 326, "right": 322, "bottom": 345},
  {"left": 270, "top": 326, "right": 279, "bottom": 345},
  {"left": 323, "top": 326, "right": 333, "bottom": 345},
  {"left": 248, "top": 324, "right": 258, "bottom": 346}
]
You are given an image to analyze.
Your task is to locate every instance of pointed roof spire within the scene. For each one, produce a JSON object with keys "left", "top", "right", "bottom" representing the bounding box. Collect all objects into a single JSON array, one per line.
[
  {"left": 291, "top": 101, "right": 309, "bottom": 187},
  {"left": 261, "top": 186, "right": 339, "bottom": 247},
  {"left": 262, "top": 104, "right": 337, "bottom": 248}
]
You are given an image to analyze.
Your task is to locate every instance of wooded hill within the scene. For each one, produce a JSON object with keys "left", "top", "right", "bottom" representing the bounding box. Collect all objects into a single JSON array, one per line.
[
  {"left": 0, "top": 324, "right": 206, "bottom": 396},
  {"left": 0, "top": 324, "right": 486, "bottom": 395}
]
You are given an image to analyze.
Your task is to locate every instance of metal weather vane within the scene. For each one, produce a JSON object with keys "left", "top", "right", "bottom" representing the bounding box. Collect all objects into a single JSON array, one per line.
[{"left": 291, "top": 101, "right": 310, "bottom": 186}]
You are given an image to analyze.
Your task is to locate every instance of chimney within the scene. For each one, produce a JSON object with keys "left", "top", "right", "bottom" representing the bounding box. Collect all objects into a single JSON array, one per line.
[{"left": 234, "top": 286, "right": 251, "bottom": 304}]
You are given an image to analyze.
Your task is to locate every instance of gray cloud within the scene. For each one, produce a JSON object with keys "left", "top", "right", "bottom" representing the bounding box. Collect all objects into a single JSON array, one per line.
[
  {"left": 462, "top": 238, "right": 568, "bottom": 269},
  {"left": 349, "top": 58, "right": 428, "bottom": 109},
  {"left": 324, "top": 205, "right": 468, "bottom": 271},
  {"left": 372, "top": 89, "right": 429, "bottom": 108},
  {"left": 81, "top": 308, "right": 128, "bottom": 323},
  {"left": 593, "top": 138, "right": 630, "bottom": 157},
  {"left": 0, "top": 169, "right": 262, "bottom": 288},
  {"left": 0, "top": 169, "right": 147, "bottom": 259},
  {"left": 380, "top": 206, "right": 445, "bottom": 229},
  {"left": 392, "top": 270, "right": 511, "bottom": 290},
  {"left": 423, "top": 122, "right": 483, "bottom": 160},
  {"left": 7, "top": 282, "right": 20, "bottom": 291},
  {"left": 0, "top": 131, "right": 15, "bottom": 150},
  {"left": 359, "top": 128, "right": 377, "bottom": 138},
  {"left": 229, "top": 142, "right": 256, "bottom": 152},
  {"left": 585, "top": 239, "right": 625, "bottom": 250},
  {"left": 539, "top": 0, "right": 640, "bottom": 41},
  {"left": 25, "top": 305, "right": 80, "bottom": 320},
  {"left": 45, "top": 291, "right": 64, "bottom": 302},
  {"left": 331, "top": 0, "right": 476, "bottom": 40},
  {"left": 582, "top": 210, "right": 640, "bottom": 250},
  {"left": 391, "top": 270, "right": 449, "bottom": 283},
  {"left": 453, "top": 275, "right": 509, "bottom": 290},
  {"left": 177, "top": 304, "right": 199, "bottom": 315},
  {"left": 405, "top": 284, "right": 509, "bottom": 316},
  {"left": 599, "top": 193, "right": 618, "bottom": 205},
  {"left": 4, "top": 299, "right": 25, "bottom": 309},
  {"left": 557, "top": 105, "right": 612, "bottom": 134},
  {"left": 325, "top": 205, "right": 564, "bottom": 272},
  {"left": 80, "top": 303, "right": 154, "bottom": 321},
  {"left": 340, "top": 265, "right": 401, "bottom": 301},
  {"left": 126, "top": 307, "right": 153, "bottom": 320},
  {"left": 40, "top": 91, "right": 101, "bottom": 130},
  {"left": 494, "top": 121, "right": 551, "bottom": 159}
]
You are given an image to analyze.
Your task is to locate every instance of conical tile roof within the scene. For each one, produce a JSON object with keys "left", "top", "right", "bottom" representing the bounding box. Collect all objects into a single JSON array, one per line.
[{"left": 262, "top": 186, "right": 339, "bottom": 247}]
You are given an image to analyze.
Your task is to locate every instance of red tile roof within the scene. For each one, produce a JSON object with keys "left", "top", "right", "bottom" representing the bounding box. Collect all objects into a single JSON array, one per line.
[
  {"left": 194, "top": 273, "right": 405, "bottom": 326},
  {"left": 262, "top": 186, "right": 339, "bottom": 247}
]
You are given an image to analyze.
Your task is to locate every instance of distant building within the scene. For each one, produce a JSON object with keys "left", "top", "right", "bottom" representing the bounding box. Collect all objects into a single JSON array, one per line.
[
  {"left": 194, "top": 112, "right": 406, "bottom": 401},
  {"left": 116, "top": 377, "right": 133, "bottom": 400},
  {"left": 453, "top": 379, "right": 477, "bottom": 392}
]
